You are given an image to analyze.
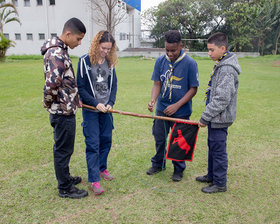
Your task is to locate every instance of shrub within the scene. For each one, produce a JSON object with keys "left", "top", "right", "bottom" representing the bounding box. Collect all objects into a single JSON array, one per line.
[{"left": 0, "top": 33, "right": 15, "bottom": 62}]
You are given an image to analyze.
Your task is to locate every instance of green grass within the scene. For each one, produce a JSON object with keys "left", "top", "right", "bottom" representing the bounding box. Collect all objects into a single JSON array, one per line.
[{"left": 0, "top": 55, "right": 280, "bottom": 223}]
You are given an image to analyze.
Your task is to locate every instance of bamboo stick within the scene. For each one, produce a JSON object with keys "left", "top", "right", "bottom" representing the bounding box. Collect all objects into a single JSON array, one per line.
[{"left": 82, "top": 104, "right": 199, "bottom": 125}]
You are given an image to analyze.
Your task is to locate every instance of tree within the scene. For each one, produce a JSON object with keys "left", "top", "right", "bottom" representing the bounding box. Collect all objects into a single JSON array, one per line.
[
  {"left": 0, "top": 0, "right": 20, "bottom": 33},
  {"left": 270, "top": 0, "right": 280, "bottom": 54},
  {"left": 0, "top": 0, "right": 20, "bottom": 61},
  {"left": 272, "top": 22, "right": 280, "bottom": 55},
  {"left": 224, "top": 2, "right": 256, "bottom": 52},
  {"left": 214, "top": 0, "right": 280, "bottom": 54},
  {"left": 147, "top": 0, "right": 280, "bottom": 54},
  {"left": 149, "top": 0, "right": 222, "bottom": 49},
  {"left": 249, "top": 0, "right": 280, "bottom": 55},
  {"left": 88, "top": 0, "right": 127, "bottom": 34},
  {"left": 256, "top": 0, "right": 280, "bottom": 55},
  {"left": 141, "top": 6, "right": 157, "bottom": 32}
]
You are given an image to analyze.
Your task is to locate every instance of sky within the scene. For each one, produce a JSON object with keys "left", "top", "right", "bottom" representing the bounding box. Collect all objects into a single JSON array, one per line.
[{"left": 141, "top": 0, "right": 166, "bottom": 11}]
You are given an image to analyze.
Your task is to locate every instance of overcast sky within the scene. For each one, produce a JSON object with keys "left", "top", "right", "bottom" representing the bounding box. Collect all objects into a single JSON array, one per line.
[{"left": 141, "top": 0, "right": 166, "bottom": 11}]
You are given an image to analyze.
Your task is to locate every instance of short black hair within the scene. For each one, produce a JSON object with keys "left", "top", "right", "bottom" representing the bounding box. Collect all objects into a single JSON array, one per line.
[
  {"left": 208, "top": 32, "right": 228, "bottom": 49},
  {"left": 164, "top": 30, "right": 181, "bottom": 44},
  {"left": 62, "top": 17, "right": 86, "bottom": 35}
]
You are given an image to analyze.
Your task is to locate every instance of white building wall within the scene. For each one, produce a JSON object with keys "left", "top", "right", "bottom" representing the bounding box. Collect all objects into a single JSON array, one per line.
[
  {"left": 130, "top": 7, "right": 141, "bottom": 48},
  {"left": 114, "top": 4, "right": 141, "bottom": 50},
  {"left": 4, "top": 0, "right": 141, "bottom": 56}
]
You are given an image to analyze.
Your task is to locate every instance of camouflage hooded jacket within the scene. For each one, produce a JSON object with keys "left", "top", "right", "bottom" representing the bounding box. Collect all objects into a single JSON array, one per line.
[{"left": 41, "top": 37, "right": 79, "bottom": 115}]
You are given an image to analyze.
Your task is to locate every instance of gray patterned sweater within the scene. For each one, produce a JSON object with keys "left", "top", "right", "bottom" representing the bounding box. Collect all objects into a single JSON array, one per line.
[{"left": 200, "top": 53, "right": 241, "bottom": 128}]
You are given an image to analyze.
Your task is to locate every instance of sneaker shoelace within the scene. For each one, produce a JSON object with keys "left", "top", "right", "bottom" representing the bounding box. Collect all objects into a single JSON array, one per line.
[
  {"left": 92, "top": 182, "right": 101, "bottom": 188},
  {"left": 102, "top": 169, "right": 109, "bottom": 175}
]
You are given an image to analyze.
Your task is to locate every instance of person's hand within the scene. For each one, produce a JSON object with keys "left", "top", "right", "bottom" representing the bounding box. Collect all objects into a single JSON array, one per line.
[
  {"left": 148, "top": 99, "right": 155, "bottom": 112},
  {"left": 106, "top": 104, "right": 112, "bottom": 111},
  {"left": 164, "top": 104, "right": 179, "bottom": 116},
  {"left": 78, "top": 100, "right": 83, "bottom": 108},
  {"left": 198, "top": 121, "right": 206, "bottom": 128},
  {"left": 96, "top": 103, "right": 107, "bottom": 113}
]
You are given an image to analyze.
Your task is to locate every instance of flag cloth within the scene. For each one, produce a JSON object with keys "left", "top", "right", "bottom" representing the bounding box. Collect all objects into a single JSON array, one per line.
[
  {"left": 123, "top": 0, "right": 141, "bottom": 11},
  {"left": 166, "top": 122, "right": 199, "bottom": 162}
]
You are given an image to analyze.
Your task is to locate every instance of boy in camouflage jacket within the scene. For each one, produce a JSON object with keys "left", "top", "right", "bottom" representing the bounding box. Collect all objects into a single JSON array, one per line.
[{"left": 41, "top": 18, "right": 88, "bottom": 199}]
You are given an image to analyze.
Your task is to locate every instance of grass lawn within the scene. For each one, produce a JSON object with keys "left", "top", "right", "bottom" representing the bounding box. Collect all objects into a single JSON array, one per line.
[{"left": 0, "top": 55, "right": 279, "bottom": 223}]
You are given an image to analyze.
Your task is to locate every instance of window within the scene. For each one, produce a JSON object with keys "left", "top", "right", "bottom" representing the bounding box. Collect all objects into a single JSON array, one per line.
[
  {"left": 3, "top": 33, "right": 9, "bottom": 39},
  {"left": 27, "top": 33, "right": 33, "bottom": 40},
  {"left": 49, "top": 0, "right": 55, "bottom": 5},
  {"left": 24, "top": 0, "right": 31, "bottom": 7},
  {"left": 39, "top": 33, "right": 45, "bottom": 40},
  {"left": 15, "top": 33, "right": 21, "bottom": 40},
  {"left": 51, "top": 33, "right": 57, "bottom": 38},
  {"left": 37, "top": 0, "right": 43, "bottom": 6},
  {"left": 14, "top": 0, "right": 18, "bottom": 6},
  {"left": 119, "top": 33, "right": 126, "bottom": 41}
]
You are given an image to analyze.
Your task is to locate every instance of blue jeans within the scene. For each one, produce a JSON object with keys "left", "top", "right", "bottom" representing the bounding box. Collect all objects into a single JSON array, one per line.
[
  {"left": 151, "top": 110, "right": 189, "bottom": 173},
  {"left": 49, "top": 114, "right": 76, "bottom": 191},
  {"left": 82, "top": 109, "right": 113, "bottom": 183},
  {"left": 207, "top": 125, "right": 228, "bottom": 187}
]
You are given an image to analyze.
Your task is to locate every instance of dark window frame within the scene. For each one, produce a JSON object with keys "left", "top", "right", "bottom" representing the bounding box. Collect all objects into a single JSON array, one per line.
[
  {"left": 49, "top": 0, "right": 55, "bottom": 5},
  {"left": 15, "top": 33, "right": 21, "bottom": 40},
  {"left": 27, "top": 33, "right": 33, "bottom": 40}
]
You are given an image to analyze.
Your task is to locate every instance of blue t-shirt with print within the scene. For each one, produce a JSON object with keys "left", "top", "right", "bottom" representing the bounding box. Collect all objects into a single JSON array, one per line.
[{"left": 151, "top": 50, "right": 199, "bottom": 117}]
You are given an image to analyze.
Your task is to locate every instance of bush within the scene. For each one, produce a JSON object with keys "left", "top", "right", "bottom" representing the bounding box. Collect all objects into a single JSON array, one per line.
[{"left": 0, "top": 33, "right": 15, "bottom": 62}]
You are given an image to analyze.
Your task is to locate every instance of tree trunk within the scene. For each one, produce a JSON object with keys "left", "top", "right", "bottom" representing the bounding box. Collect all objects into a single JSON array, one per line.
[
  {"left": 273, "top": 30, "right": 280, "bottom": 55},
  {"left": 0, "top": 48, "right": 7, "bottom": 62}
]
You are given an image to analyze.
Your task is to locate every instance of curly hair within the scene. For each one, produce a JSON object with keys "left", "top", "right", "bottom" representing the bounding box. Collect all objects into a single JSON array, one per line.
[{"left": 89, "top": 30, "right": 118, "bottom": 68}]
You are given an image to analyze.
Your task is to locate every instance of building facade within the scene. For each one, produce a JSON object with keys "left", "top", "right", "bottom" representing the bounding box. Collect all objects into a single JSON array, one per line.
[{"left": 3, "top": 0, "right": 141, "bottom": 56}]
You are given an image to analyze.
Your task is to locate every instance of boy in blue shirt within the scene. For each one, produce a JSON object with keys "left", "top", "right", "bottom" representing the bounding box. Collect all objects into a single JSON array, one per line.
[
  {"left": 197, "top": 32, "right": 241, "bottom": 193},
  {"left": 147, "top": 30, "right": 199, "bottom": 182}
]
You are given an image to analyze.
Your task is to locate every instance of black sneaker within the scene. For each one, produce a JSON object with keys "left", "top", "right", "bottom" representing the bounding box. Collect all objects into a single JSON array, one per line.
[
  {"left": 70, "top": 176, "right": 82, "bottom": 185},
  {"left": 196, "top": 175, "right": 212, "bottom": 183},
  {"left": 172, "top": 172, "right": 183, "bottom": 182},
  {"left": 146, "top": 167, "right": 165, "bottom": 175},
  {"left": 59, "top": 186, "right": 88, "bottom": 199},
  {"left": 201, "top": 184, "right": 227, "bottom": 194}
]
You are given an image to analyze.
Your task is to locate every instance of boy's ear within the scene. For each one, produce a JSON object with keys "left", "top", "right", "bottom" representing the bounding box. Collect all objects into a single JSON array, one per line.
[
  {"left": 65, "top": 30, "right": 72, "bottom": 37},
  {"left": 179, "top": 42, "right": 183, "bottom": 48},
  {"left": 221, "top": 45, "right": 226, "bottom": 52}
]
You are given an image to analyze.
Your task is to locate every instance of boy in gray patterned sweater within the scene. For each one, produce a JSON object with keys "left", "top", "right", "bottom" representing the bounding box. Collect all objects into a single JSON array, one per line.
[{"left": 196, "top": 32, "right": 241, "bottom": 193}]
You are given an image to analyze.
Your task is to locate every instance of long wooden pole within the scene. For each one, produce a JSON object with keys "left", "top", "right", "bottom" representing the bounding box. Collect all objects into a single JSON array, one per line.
[{"left": 82, "top": 104, "right": 198, "bottom": 125}]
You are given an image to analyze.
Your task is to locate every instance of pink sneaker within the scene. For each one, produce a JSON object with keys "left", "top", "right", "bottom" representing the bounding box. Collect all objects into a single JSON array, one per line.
[
  {"left": 100, "top": 169, "right": 114, "bottom": 181},
  {"left": 91, "top": 182, "right": 104, "bottom": 195}
]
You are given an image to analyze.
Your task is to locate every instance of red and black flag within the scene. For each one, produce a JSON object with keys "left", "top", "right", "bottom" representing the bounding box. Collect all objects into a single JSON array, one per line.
[{"left": 166, "top": 122, "right": 199, "bottom": 162}]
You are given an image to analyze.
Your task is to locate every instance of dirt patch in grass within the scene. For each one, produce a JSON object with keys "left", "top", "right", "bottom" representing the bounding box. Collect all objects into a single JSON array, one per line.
[{"left": 272, "top": 60, "right": 280, "bottom": 67}]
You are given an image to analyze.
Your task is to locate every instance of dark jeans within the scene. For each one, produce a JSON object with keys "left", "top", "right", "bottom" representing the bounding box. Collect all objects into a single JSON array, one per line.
[
  {"left": 207, "top": 125, "right": 228, "bottom": 187},
  {"left": 151, "top": 110, "right": 189, "bottom": 173},
  {"left": 50, "top": 114, "right": 76, "bottom": 191},
  {"left": 82, "top": 109, "right": 113, "bottom": 183}
]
